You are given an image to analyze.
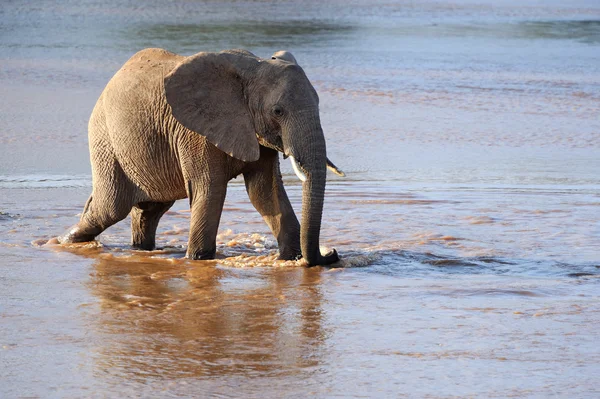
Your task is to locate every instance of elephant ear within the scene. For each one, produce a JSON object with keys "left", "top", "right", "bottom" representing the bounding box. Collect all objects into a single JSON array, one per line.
[{"left": 164, "top": 52, "right": 260, "bottom": 162}]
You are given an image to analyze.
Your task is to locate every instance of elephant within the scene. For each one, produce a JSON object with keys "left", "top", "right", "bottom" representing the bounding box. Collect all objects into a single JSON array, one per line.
[{"left": 58, "top": 48, "right": 343, "bottom": 266}]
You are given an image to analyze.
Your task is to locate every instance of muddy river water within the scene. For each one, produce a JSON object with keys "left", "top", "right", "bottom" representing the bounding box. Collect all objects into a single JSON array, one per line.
[{"left": 1, "top": 1, "right": 599, "bottom": 397}]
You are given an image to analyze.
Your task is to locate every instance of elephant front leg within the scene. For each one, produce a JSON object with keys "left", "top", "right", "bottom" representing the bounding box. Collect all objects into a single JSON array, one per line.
[
  {"left": 186, "top": 180, "right": 228, "bottom": 260},
  {"left": 243, "top": 148, "right": 301, "bottom": 261}
]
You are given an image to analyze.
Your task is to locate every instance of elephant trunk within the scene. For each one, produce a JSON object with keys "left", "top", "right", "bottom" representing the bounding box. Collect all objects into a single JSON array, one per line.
[{"left": 286, "top": 122, "right": 339, "bottom": 266}]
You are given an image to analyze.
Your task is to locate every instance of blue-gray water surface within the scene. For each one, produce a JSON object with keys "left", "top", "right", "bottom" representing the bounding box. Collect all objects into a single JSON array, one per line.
[{"left": 1, "top": 1, "right": 599, "bottom": 398}]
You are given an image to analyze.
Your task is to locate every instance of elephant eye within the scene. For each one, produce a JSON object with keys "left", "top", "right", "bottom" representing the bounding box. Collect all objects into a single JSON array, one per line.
[{"left": 272, "top": 106, "right": 284, "bottom": 117}]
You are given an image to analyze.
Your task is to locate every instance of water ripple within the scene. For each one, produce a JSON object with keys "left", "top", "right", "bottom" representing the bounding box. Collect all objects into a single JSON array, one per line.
[{"left": 0, "top": 174, "right": 91, "bottom": 188}]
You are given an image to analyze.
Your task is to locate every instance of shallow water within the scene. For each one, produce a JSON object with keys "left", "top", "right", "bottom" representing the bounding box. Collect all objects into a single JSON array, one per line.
[{"left": 1, "top": 1, "right": 599, "bottom": 397}]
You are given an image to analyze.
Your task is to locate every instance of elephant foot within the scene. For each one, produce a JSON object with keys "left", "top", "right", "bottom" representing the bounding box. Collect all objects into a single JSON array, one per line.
[
  {"left": 57, "top": 225, "right": 97, "bottom": 245},
  {"left": 132, "top": 242, "right": 156, "bottom": 251},
  {"left": 186, "top": 248, "right": 216, "bottom": 260},
  {"left": 277, "top": 247, "right": 302, "bottom": 261},
  {"left": 277, "top": 253, "right": 302, "bottom": 261}
]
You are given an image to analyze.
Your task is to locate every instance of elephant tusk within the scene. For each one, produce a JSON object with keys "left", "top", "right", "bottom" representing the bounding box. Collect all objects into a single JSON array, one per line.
[
  {"left": 289, "top": 156, "right": 307, "bottom": 182},
  {"left": 326, "top": 158, "right": 346, "bottom": 177}
]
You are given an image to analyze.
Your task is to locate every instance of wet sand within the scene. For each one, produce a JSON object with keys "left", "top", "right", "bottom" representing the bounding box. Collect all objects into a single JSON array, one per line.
[{"left": 1, "top": 1, "right": 600, "bottom": 398}]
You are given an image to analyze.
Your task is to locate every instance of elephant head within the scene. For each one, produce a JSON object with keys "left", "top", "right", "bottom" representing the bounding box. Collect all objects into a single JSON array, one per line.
[{"left": 163, "top": 49, "right": 341, "bottom": 266}]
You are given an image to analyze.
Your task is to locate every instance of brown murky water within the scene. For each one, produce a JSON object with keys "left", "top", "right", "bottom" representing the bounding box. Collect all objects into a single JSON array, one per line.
[{"left": 1, "top": 1, "right": 600, "bottom": 397}]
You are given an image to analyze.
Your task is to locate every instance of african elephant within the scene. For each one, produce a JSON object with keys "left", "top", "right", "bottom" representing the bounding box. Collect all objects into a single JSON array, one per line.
[{"left": 58, "top": 48, "right": 343, "bottom": 266}]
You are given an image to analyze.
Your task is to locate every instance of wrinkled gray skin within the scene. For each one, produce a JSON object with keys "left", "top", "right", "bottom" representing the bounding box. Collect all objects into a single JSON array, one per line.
[{"left": 58, "top": 48, "right": 340, "bottom": 266}]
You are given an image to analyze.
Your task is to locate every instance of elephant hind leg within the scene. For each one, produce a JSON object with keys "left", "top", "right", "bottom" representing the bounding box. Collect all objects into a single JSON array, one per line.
[
  {"left": 131, "top": 201, "right": 175, "bottom": 250},
  {"left": 58, "top": 155, "right": 139, "bottom": 244},
  {"left": 58, "top": 193, "right": 135, "bottom": 244},
  {"left": 58, "top": 194, "right": 101, "bottom": 243}
]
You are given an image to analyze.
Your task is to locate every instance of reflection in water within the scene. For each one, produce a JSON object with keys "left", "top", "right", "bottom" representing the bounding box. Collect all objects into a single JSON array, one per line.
[{"left": 87, "top": 253, "right": 326, "bottom": 380}]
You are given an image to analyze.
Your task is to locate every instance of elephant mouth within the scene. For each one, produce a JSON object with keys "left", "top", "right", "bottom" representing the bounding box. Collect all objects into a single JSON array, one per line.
[
  {"left": 286, "top": 154, "right": 345, "bottom": 182},
  {"left": 256, "top": 135, "right": 284, "bottom": 154},
  {"left": 256, "top": 134, "right": 344, "bottom": 180}
]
